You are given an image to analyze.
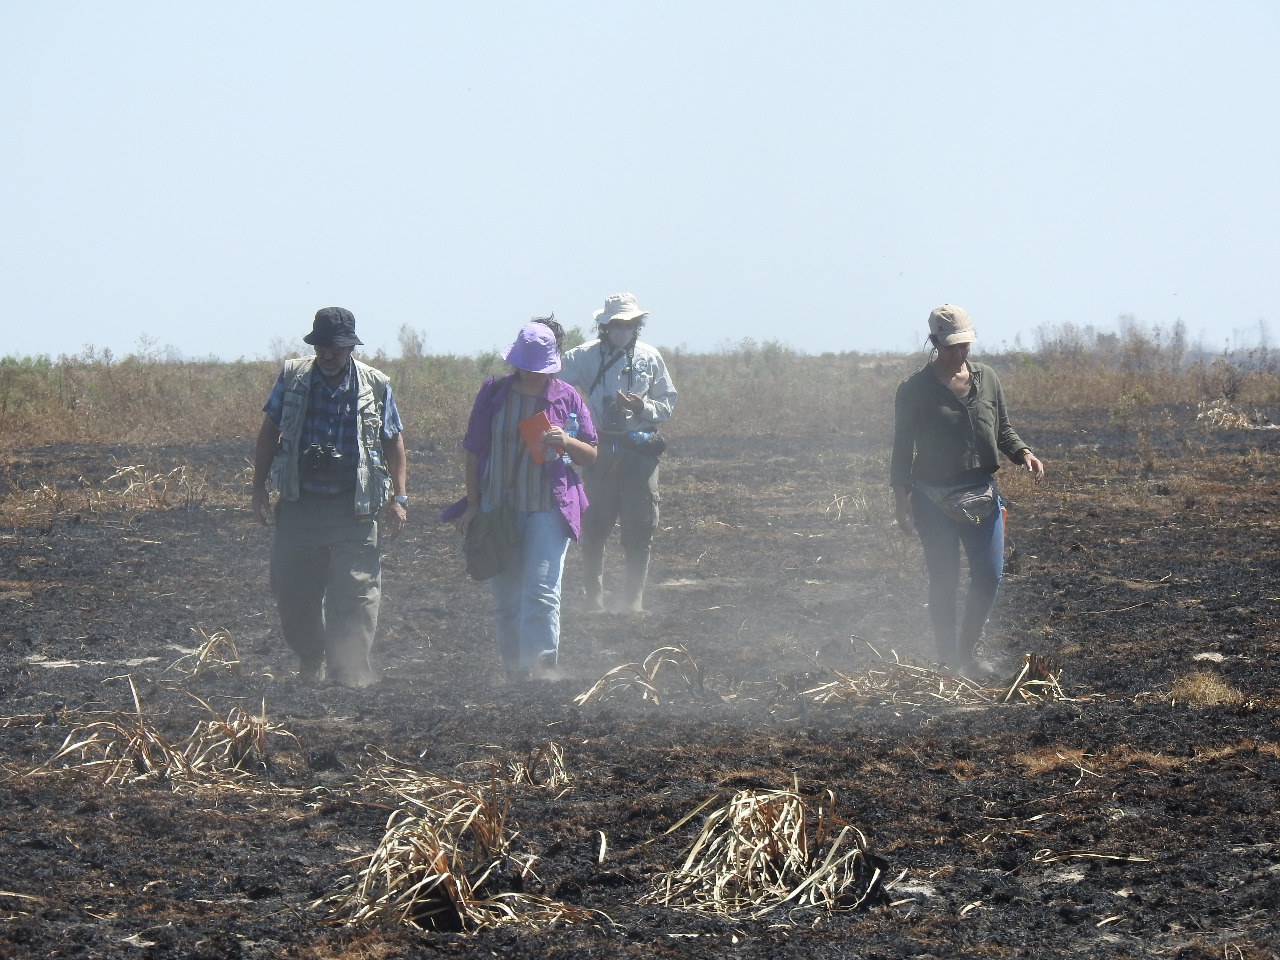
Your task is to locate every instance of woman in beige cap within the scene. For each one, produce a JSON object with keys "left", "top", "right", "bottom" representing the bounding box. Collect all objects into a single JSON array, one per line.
[{"left": 890, "top": 304, "right": 1045, "bottom": 674}]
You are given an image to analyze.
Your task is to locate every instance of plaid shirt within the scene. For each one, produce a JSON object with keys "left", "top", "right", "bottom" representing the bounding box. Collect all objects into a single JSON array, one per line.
[{"left": 263, "top": 359, "right": 403, "bottom": 495}]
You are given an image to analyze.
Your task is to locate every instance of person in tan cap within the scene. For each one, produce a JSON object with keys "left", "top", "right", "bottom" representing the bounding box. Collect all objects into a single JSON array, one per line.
[
  {"left": 560, "top": 293, "right": 678, "bottom": 613},
  {"left": 889, "top": 304, "right": 1044, "bottom": 675}
]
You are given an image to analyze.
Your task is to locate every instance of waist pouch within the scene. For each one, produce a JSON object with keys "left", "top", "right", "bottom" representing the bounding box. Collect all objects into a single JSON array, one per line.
[
  {"left": 918, "top": 477, "right": 998, "bottom": 525},
  {"left": 601, "top": 430, "right": 667, "bottom": 459},
  {"left": 629, "top": 430, "right": 666, "bottom": 458}
]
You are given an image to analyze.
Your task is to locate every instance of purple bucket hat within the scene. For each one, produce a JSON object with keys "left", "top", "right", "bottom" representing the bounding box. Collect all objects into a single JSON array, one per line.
[{"left": 502, "top": 321, "right": 561, "bottom": 374}]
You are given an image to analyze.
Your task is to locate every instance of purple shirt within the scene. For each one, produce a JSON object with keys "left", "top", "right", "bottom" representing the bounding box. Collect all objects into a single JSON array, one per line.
[{"left": 439, "top": 375, "right": 597, "bottom": 540}]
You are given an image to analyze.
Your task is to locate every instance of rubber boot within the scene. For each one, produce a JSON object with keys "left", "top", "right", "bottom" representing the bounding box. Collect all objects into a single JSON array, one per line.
[
  {"left": 621, "top": 551, "right": 650, "bottom": 614},
  {"left": 582, "top": 544, "right": 605, "bottom": 612}
]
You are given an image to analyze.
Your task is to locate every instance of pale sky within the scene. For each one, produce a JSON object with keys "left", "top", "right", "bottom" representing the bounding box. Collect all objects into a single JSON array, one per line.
[{"left": 2, "top": 2, "right": 1276, "bottom": 361}]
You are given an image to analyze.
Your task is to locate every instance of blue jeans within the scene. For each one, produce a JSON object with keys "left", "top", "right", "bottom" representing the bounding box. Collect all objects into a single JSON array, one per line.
[
  {"left": 911, "top": 477, "right": 1004, "bottom": 667},
  {"left": 489, "top": 509, "right": 570, "bottom": 671}
]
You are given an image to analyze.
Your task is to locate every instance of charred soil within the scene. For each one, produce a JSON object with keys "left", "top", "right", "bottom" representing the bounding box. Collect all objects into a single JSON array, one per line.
[{"left": 2, "top": 406, "right": 1280, "bottom": 959}]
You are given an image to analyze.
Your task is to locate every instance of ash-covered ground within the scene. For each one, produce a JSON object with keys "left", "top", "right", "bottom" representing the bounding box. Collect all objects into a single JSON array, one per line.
[{"left": 2, "top": 406, "right": 1279, "bottom": 959}]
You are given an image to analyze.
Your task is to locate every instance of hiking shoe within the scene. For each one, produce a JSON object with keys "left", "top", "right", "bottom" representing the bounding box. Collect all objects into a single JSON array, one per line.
[{"left": 298, "top": 660, "right": 326, "bottom": 684}]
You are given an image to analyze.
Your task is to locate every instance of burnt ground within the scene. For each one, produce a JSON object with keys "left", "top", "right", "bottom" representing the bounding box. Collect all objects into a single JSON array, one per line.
[{"left": 2, "top": 405, "right": 1280, "bottom": 959}]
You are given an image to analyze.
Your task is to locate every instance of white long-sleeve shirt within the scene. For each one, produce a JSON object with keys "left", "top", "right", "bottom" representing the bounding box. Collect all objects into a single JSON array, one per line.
[{"left": 559, "top": 338, "right": 677, "bottom": 435}]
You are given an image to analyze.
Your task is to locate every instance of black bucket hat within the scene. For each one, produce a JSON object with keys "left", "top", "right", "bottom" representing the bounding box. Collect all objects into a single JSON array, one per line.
[{"left": 304, "top": 307, "right": 363, "bottom": 347}]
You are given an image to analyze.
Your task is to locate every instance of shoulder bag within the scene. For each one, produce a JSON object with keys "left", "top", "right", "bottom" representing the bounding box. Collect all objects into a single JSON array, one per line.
[
  {"left": 464, "top": 499, "right": 518, "bottom": 581},
  {"left": 463, "top": 396, "right": 522, "bottom": 580}
]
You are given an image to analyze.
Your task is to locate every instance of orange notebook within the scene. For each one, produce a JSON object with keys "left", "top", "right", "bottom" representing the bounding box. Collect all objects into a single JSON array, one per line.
[{"left": 517, "top": 411, "right": 555, "bottom": 464}]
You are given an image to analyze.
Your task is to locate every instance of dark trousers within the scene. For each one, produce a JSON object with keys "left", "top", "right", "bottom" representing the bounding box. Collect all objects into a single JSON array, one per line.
[
  {"left": 270, "top": 494, "right": 381, "bottom": 684},
  {"left": 580, "top": 444, "right": 660, "bottom": 609},
  {"left": 911, "top": 483, "right": 1004, "bottom": 667}
]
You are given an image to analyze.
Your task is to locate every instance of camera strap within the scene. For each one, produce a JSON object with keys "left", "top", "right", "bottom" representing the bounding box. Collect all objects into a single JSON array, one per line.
[{"left": 588, "top": 347, "right": 628, "bottom": 399}]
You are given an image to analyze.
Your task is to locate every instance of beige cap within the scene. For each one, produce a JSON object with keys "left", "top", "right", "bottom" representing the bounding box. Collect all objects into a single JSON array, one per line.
[
  {"left": 593, "top": 292, "right": 649, "bottom": 325},
  {"left": 928, "top": 304, "right": 976, "bottom": 346}
]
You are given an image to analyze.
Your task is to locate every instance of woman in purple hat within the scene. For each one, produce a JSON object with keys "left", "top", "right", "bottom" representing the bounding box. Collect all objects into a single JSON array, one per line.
[{"left": 441, "top": 317, "right": 597, "bottom": 683}]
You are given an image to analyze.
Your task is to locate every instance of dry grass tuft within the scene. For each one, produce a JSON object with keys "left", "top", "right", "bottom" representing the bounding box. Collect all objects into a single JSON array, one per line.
[
  {"left": 0, "top": 460, "right": 212, "bottom": 525},
  {"left": 320, "top": 752, "right": 595, "bottom": 932},
  {"left": 104, "top": 464, "right": 207, "bottom": 510},
  {"left": 575, "top": 641, "right": 1074, "bottom": 713},
  {"left": 573, "top": 644, "right": 706, "bottom": 707},
  {"left": 163, "top": 627, "right": 243, "bottom": 679},
  {"left": 1195, "top": 400, "right": 1274, "bottom": 431},
  {"left": 999, "top": 653, "right": 1066, "bottom": 703},
  {"left": 803, "top": 642, "right": 1071, "bottom": 708},
  {"left": 28, "top": 680, "right": 298, "bottom": 789},
  {"left": 179, "top": 694, "right": 300, "bottom": 774},
  {"left": 320, "top": 808, "right": 595, "bottom": 932},
  {"left": 30, "top": 681, "right": 189, "bottom": 786},
  {"left": 507, "top": 742, "right": 570, "bottom": 790},
  {"left": 1169, "top": 671, "right": 1246, "bottom": 708},
  {"left": 645, "top": 775, "right": 885, "bottom": 918},
  {"left": 7, "top": 476, "right": 98, "bottom": 520}
]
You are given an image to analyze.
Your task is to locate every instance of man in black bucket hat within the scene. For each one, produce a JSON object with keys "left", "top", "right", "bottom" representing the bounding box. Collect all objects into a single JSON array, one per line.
[
  {"left": 304, "top": 306, "right": 363, "bottom": 348},
  {"left": 251, "top": 307, "right": 409, "bottom": 687}
]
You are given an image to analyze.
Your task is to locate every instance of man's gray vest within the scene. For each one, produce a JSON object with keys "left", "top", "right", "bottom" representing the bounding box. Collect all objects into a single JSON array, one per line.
[{"left": 270, "top": 357, "right": 393, "bottom": 515}]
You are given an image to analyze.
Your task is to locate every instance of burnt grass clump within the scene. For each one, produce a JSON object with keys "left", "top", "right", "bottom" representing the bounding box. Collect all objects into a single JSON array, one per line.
[{"left": 2, "top": 404, "right": 1280, "bottom": 958}]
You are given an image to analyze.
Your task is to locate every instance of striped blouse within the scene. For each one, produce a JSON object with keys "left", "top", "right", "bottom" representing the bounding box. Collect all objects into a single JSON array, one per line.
[{"left": 482, "top": 390, "right": 553, "bottom": 513}]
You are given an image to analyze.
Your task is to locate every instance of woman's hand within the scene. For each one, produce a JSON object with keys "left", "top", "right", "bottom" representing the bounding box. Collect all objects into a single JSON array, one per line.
[
  {"left": 541, "top": 426, "right": 568, "bottom": 462},
  {"left": 454, "top": 502, "right": 479, "bottom": 536},
  {"left": 251, "top": 487, "right": 273, "bottom": 526},
  {"left": 541, "top": 427, "right": 597, "bottom": 467},
  {"left": 1021, "top": 451, "right": 1046, "bottom": 483}
]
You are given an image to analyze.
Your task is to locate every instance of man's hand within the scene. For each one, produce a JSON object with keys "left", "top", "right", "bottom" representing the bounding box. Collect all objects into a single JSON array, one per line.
[
  {"left": 616, "top": 390, "right": 645, "bottom": 415},
  {"left": 384, "top": 500, "right": 408, "bottom": 541},
  {"left": 252, "top": 415, "right": 280, "bottom": 527}
]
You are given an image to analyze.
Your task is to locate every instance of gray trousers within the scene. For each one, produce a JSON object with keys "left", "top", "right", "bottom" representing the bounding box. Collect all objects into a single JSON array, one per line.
[
  {"left": 270, "top": 494, "right": 381, "bottom": 684},
  {"left": 580, "top": 444, "right": 660, "bottom": 607}
]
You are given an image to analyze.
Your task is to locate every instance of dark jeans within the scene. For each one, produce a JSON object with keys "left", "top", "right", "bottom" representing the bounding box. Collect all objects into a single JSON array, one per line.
[{"left": 911, "top": 479, "right": 1004, "bottom": 667}]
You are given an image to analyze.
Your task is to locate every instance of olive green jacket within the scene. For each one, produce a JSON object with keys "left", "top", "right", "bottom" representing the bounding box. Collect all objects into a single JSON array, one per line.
[{"left": 890, "top": 361, "right": 1030, "bottom": 489}]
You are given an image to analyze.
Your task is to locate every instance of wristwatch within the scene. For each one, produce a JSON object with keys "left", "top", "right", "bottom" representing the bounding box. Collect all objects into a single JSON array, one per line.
[{"left": 393, "top": 495, "right": 409, "bottom": 507}]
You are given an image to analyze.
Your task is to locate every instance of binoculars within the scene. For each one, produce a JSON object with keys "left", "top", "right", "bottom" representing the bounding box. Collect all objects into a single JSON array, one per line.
[
  {"left": 302, "top": 443, "right": 344, "bottom": 473},
  {"left": 601, "top": 395, "right": 628, "bottom": 432}
]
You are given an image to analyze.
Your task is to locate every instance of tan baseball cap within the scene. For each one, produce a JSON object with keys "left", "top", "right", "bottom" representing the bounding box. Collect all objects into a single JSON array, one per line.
[{"left": 928, "top": 304, "right": 976, "bottom": 346}]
